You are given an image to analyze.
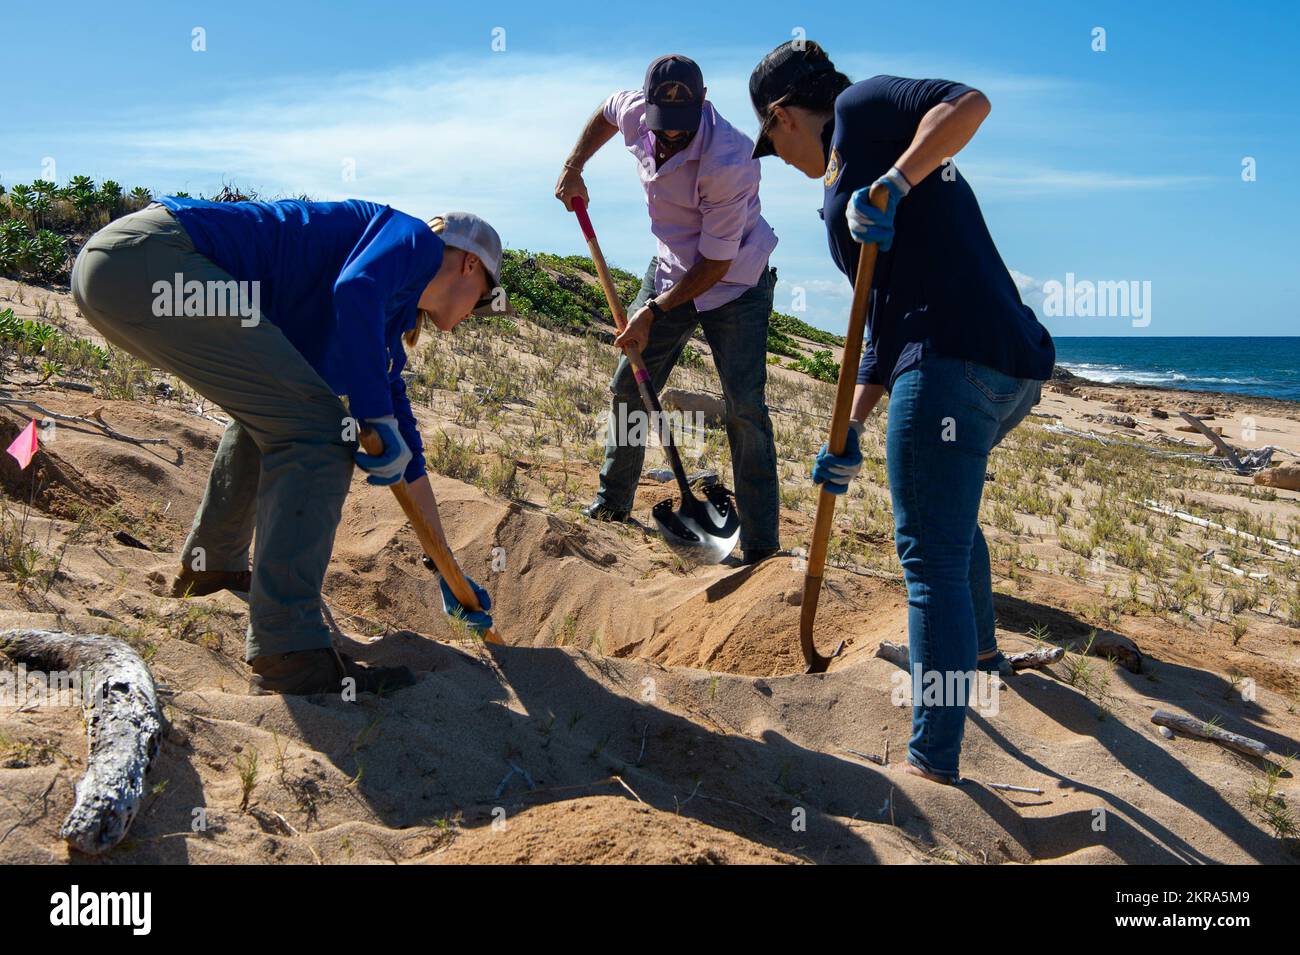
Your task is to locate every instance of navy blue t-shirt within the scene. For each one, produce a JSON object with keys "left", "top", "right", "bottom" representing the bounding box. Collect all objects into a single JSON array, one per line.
[{"left": 820, "top": 76, "right": 1054, "bottom": 390}]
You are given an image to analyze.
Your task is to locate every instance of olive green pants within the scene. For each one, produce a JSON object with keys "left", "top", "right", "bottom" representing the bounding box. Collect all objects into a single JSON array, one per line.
[{"left": 71, "top": 205, "right": 353, "bottom": 659}]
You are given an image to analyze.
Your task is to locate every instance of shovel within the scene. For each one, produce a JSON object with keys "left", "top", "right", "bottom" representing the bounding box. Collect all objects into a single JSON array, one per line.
[
  {"left": 359, "top": 428, "right": 502, "bottom": 644},
  {"left": 799, "top": 183, "right": 890, "bottom": 673},
  {"left": 571, "top": 196, "right": 740, "bottom": 564}
]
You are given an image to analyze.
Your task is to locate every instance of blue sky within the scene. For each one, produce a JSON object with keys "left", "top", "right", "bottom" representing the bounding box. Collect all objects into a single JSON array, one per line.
[{"left": 5, "top": 1, "right": 1297, "bottom": 337}]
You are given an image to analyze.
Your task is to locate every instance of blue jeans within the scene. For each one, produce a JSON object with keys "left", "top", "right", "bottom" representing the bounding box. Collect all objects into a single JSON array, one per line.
[
  {"left": 886, "top": 353, "right": 1042, "bottom": 780},
  {"left": 595, "top": 258, "right": 780, "bottom": 552}
]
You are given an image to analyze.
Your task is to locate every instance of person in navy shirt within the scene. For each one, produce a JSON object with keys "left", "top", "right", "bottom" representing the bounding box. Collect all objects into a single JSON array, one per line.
[
  {"left": 749, "top": 40, "right": 1054, "bottom": 784},
  {"left": 72, "top": 199, "right": 502, "bottom": 695}
]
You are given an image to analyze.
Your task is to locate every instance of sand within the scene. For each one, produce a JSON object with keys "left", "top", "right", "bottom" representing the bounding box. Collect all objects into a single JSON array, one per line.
[{"left": 2, "top": 279, "right": 1299, "bottom": 865}]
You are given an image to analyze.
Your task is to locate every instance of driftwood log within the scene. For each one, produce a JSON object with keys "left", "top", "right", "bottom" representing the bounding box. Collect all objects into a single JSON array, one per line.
[
  {"left": 1006, "top": 646, "right": 1066, "bottom": 670},
  {"left": 875, "top": 641, "right": 909, "bottom": 668},
  {"left": 0, "top": 629, "right": 162, "bottom": 854},
  {"left": 1150, "top": 709, "right": 1269, "bottom": 758},
  {"left": 1177, "top": 412, "right": 1245, "bottom": 470},
  {"left": 875, "top": 642, "right": 1065, "bottom": 672},
  {"left": 1143, "top": 500, "right": 1300, "bottom": 559},
  {"left": 1084, "top": 631, "right": 1143, "bottom": 673}
]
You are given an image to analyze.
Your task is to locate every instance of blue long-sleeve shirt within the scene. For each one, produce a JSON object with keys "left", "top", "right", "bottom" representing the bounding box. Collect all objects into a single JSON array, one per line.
[{"left": 157, "top": 197, "right": 442, "bottom": 482}]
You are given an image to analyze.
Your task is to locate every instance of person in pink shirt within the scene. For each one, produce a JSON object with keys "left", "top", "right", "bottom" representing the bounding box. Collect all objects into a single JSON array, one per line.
[{"left": 556, "top": 54, "right": 782, "bottom": 564}]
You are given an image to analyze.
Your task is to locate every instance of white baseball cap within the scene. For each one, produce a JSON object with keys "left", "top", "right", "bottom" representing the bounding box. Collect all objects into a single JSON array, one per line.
[{"left": 427, "top": 211, "right": 503, "bottom": 307}]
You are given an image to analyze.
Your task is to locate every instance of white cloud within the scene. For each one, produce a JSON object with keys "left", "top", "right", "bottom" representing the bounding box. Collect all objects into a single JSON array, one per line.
[
  {"left": 962, "top": 162, "right": 1211, "bottom": 196},
  {"left": 3, "top": 48, "right": 1212, "bottom": 336}
]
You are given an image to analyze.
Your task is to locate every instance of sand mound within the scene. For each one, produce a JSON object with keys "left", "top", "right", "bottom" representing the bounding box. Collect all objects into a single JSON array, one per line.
[
  {"left": 329, "top": 479, "right": 907, "bottom": 677},
  {"left": 433, "top": 796, "right": 804, "bottom": 864}
]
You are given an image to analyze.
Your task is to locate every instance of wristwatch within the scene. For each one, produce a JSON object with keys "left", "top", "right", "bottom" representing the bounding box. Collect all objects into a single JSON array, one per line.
[{"left": 646, "top": 298, "right": 667, "bottom": 320}]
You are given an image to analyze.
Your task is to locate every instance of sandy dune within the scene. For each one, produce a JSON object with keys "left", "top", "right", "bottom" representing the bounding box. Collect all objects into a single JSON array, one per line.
[{"left": 2, "top": 388, "right": 1298, "bottom": 865}]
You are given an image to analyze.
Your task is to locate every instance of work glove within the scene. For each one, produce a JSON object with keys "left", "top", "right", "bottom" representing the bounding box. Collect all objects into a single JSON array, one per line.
[
  {"left": 353, "top": 415, "right": 412, "bottom": 486},
  {"left": 812, "top": 420, "right": 865, "bottom": 495},
  {"left": 439, "top": 575, "right": 494, "bottom": 634},
  {"left": 846, "top": 167, "right": 911, "bottom": 251}
]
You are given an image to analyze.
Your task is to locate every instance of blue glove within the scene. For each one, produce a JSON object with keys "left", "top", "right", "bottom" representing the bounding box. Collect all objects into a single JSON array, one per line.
[
  {"left": 439, "top": 575, "right": 494, "bottom": 634},
  {"left": 845, "top": 167, "right": 911, "bottom": 251},
  {"left": 812, "top": 421, "right": 864, "bottom": 495},
  {"left": 353, "top": 415, "right": 412, "bottom": 486}
]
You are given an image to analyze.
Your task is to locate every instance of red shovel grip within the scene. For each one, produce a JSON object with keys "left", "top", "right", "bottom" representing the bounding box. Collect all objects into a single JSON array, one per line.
[{"left": 571, "top": 195, "right": 596, "bottom": 242}]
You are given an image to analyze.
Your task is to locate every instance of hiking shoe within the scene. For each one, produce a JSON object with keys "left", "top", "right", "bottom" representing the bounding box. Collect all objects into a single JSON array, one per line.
[
  {"left": 741, "top": 547, "right": 782, "bottom": 566},
  {"left": 249, "top": 648, "right": 417, "bottom": 697},
  {"left": 976, "top": 650, "right": 1015, "bottom": 676},
  {"left": 582, "top": 501, "right": 630, "bottom": 523},
  {"left": 171, "top": 566, "right": 252, "bottom": 598}
]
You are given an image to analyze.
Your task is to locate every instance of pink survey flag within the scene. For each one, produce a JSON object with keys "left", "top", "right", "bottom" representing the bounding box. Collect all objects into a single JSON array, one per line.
[{"left": 5, "top": 419, "right": 39, "bottom": 470}]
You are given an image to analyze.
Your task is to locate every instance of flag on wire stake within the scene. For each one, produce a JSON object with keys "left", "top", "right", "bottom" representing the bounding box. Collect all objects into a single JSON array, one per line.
[{"left": 5, "top": 419, "right": 39, "bottom": 470}]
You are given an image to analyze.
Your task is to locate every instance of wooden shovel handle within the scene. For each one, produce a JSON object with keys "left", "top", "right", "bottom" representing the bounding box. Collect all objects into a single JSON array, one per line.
[
  {"left": 571, "top": 197, "right": 650, "bottom": 374},
  {"left": 805, "top": 183, "right": 891, "bottom": 581},
  {"left": 800, "top": 183, "right": 890, "bottom": 671},
  {"left": 571, "top": 197, "right": 696, "bottom": 497},
  {"left": 359, "top": 427, "right": 501, "bottom": 644}
]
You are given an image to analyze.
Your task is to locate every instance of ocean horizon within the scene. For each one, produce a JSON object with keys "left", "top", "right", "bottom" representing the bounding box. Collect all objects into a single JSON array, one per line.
[{"left": 1051, "top": 336, "right": 1300, "bottom": 404}]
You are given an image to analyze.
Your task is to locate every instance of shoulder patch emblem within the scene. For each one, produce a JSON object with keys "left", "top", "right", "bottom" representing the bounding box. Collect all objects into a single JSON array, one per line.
[
  {"left": 821, "top": 147, "right": 842, "bottom": 188},
  {"left": 823, "top": 147, "right": 842, "bottom": 188}
]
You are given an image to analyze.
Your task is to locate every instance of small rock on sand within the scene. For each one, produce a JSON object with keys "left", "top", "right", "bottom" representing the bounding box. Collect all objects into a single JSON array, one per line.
[{"left": 1254, "top": 464, "right": 1300, "bottom": 491}]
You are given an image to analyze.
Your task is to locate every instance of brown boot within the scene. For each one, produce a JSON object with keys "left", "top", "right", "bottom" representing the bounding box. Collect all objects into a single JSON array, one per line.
[
  {"left": 249, "top": 648, "right": 417, "bottom": 697},
  {"left": 171, "top": 566, "right": 253, "bottom": 598}
]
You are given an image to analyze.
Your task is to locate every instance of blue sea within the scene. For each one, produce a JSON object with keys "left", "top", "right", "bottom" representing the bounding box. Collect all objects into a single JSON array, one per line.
[{"left": 1053, "top": 337, "right": 1300, "bottom": 403}]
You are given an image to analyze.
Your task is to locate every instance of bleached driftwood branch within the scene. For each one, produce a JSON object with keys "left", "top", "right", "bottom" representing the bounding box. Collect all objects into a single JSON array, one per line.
[
  {"left": 1150, "top": 709, "right": 1269, "bottom": 758},
  {"left": 1006, "top": 646, "right": 1066, "bottom": 670},
  {"left": 0, "top": 629, "right": 162, "bottom": 854},
  {"left": 0, "top": 395, "right": 181, "bottom": 463},
  {"left": 1142, "top": 500, "right": 1300, "bottom": 558},
  {"left": 875, "top": 642, "right": 1065, "bottom": 672},
  {"left": 1041, "top": 422, "right": 1278, "bottom": 471},
  {"left": 875, "top": 641, "right": 909, "bottom": 668}
]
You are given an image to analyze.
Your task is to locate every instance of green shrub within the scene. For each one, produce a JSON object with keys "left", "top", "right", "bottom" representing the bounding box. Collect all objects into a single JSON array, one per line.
[{"left": 790, "top": 349, "right": 839, "bottom": 383}]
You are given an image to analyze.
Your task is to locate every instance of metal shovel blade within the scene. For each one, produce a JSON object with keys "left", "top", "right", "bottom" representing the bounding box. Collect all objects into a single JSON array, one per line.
[{"left": 652, "top": 483, "right": 741, "bottom": 565}]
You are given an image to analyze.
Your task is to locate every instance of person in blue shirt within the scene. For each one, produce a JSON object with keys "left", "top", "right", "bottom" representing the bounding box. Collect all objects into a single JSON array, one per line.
[
  {"left": 749, "top": 41, "right": 1055, "bottom": 784},
  {"left": 71, "top": 199, "right": 502, "bottom": 695}
]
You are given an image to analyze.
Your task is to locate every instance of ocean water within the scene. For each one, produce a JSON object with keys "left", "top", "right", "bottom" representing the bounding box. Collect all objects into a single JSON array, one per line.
[{"left": 1052, "top": 337, "right": 1300, "bottom": 403}]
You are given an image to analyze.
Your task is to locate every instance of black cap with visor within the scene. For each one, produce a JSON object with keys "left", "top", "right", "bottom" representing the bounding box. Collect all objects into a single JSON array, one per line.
[{"left": 748, "top": 41, "right": 837, "bottom": 159}]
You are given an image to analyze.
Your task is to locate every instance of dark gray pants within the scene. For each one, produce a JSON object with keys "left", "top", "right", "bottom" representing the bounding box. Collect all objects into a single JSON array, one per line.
[
  {"left": 70, "top": 205, "right": 353, "bottom": 659},
  {"left": 595, "top": 258, "right": 781, "bottom": 552}
]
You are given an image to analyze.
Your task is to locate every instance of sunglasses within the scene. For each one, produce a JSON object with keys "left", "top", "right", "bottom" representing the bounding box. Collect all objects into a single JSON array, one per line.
[
  {"left": 755, "top": 94, "right": 792, "bottom": 147},
  {"left": 474, "top": 275, "right": 496, "bottom": 311}
]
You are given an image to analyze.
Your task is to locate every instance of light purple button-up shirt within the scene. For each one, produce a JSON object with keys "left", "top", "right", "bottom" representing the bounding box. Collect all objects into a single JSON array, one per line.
[{"left": 602, "top": 89, "right": 778, "bottom": 312}]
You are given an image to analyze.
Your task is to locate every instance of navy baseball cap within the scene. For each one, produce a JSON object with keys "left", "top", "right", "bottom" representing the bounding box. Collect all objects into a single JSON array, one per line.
[
  {"left": 748, "top": 40, "right": 837, "bottom": 158},
  {"left": 644, "top": 54, "right": 704, "bottom": 132}
]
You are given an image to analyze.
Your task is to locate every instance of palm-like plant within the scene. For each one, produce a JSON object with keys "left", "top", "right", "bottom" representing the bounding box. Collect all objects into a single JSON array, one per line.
[
  {"left": 0, "top": 307, "right": 19, "bottom": 339},
  {"left": 14, "top": 236, "right": 37, "bottom": 273},
  {"left": 64, "top": 175, "right": 95, "bottom": 198},
  {"left": 29, "top": 191, "right": 52, "bottom": 230},
  {"left": 8, "top": 184, "right": 35, "bottom": 220},
  {"left": 70, "top": 185, "right": 99, "bottom": 224},
  {"left": 0, "top": 218, "right": 28, "bottom": 244},
  {"left": 98, "top": 180, "right": 123, "bottom": 216},
  {"left": 128, "top": 185, "right": 152, "bottom": 208},
  {"left": 31, "top": 230, "right": 68, "bottom": 281},
  {"left": 0, "top": 221, "right": 24, "bottom": 275}
]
